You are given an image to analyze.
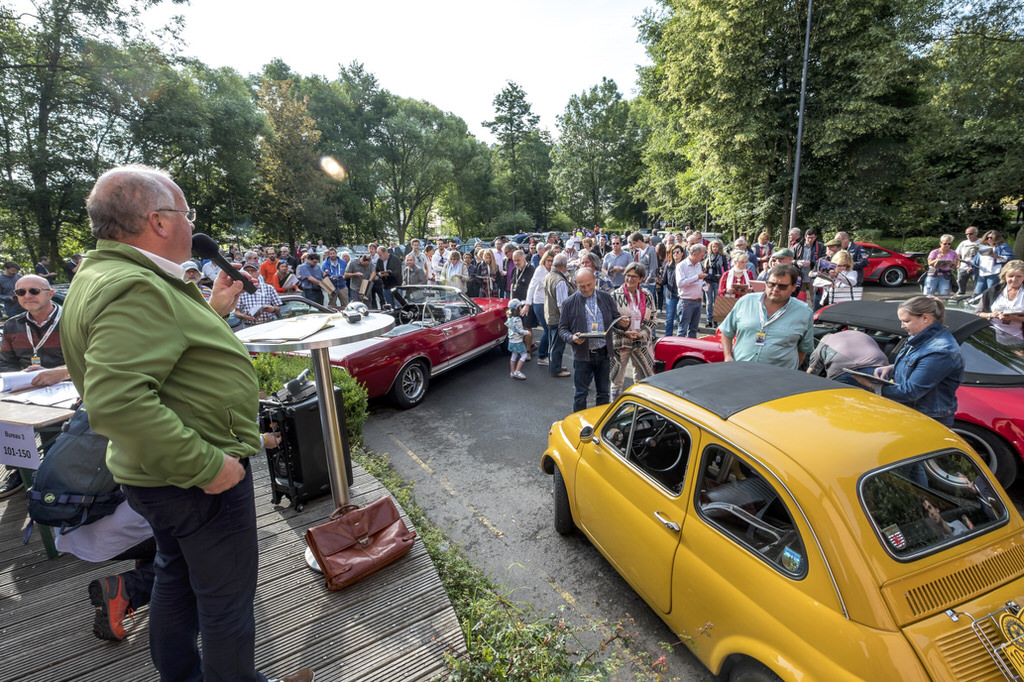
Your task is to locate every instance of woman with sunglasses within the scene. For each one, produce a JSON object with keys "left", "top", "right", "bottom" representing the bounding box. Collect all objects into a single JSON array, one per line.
[
  {"left": 974, "top": 230, "right": 1014, "bottom": 295},
  {"left": 923, "top": 234, "right": 958, "bottom": 298}
]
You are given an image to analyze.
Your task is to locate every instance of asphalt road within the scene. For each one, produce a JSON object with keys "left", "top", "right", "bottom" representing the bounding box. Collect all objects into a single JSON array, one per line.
[{"left": 359, "top": 281, "right": 1002, "bottom": 680}]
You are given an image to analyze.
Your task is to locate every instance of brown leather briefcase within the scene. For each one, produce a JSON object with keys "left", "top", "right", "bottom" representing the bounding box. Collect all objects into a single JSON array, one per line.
[{"left": 304, "top": 496, "right": 417, "bottom": 590}]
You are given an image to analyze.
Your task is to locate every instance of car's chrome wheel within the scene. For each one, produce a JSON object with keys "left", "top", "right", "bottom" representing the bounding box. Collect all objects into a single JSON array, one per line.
[
  {"left": 879, "top": 266, "right": 906, "bottom": 287},
  {"left": 390, "top": 360, "right": 429, "bottom": 409}
]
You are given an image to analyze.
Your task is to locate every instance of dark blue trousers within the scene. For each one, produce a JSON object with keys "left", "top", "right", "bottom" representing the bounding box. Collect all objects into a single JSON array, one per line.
[
  {"left": 126, "top": 460, "right": 266, "bottom": 682},
  {"left": 573, "top": 348, "right": 611, "bottom": 413},
  {"left": 548, "top": 329, "right": 567, "bottom": 374}
]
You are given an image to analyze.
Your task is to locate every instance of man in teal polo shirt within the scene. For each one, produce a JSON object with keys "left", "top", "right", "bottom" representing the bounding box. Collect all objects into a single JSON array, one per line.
[{"left": 720, "top": 263, "right": 813, "bottom": 369}]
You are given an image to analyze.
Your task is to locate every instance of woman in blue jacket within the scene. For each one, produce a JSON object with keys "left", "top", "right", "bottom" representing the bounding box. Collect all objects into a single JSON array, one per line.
[{"left": 860, "top": 296, "right": 963, "bottom": 426}]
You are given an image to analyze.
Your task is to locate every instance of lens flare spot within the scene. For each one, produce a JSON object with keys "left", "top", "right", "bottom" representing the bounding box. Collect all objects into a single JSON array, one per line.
[{"left": 320, "top": 156, "right": 346, "bottom": 182}]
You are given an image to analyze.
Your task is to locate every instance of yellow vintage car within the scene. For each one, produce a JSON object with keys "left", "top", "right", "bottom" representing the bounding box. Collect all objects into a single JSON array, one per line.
[{"left": 542, "top": 362, "right": 1024, "bottom": 681}]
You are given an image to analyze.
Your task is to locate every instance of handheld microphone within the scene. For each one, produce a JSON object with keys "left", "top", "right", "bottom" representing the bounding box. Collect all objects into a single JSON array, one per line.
[{"left": 192, "top": 233, "right": 256, "bottom": 294}]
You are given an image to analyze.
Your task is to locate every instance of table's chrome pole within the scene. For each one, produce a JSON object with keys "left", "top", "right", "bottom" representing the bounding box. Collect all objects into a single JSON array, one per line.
[{"left": 310, "top": 347, "right": 349, "bottom": 508}]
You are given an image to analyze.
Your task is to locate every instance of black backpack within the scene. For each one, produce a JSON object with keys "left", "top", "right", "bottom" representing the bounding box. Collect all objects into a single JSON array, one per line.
[{"left": 27, "top": 407, "right": 123, "bottom": 532}]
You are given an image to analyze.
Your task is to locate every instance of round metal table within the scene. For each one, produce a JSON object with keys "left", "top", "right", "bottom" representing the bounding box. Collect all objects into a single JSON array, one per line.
[{"left": 236, "top": 311, "right": 394, "bottom": 509}]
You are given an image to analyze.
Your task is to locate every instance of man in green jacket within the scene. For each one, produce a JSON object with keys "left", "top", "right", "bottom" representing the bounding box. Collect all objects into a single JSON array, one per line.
[{"left": 62, "top": 166, "right": 311, "bottom": 682}]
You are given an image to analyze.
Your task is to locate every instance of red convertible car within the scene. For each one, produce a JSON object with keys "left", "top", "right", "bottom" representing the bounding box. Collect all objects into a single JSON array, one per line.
[
  {"left": 654, "top": 300, "right": 1024, "bottom": 487},
  {"left": 243, "top": 286, "right": 508, "bottom": 408},
  {"left": 857, "top": 242, "right": 924, "bottom": 287}
]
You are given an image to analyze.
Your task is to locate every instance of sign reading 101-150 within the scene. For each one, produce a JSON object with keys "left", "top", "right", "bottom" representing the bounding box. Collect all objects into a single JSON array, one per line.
[{"left": 0, "top": 422, "right": 40, "bottom": 469}]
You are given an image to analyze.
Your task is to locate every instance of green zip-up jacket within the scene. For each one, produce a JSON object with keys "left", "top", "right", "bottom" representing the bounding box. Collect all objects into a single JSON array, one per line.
[{"left": 61, "top": 239, "right": 260, "bottom": 488}]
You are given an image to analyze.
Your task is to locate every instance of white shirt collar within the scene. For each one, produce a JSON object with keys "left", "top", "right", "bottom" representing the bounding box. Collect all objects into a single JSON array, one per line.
[{"left": 130, "top": 245, "right": 185, "bottom": 279}]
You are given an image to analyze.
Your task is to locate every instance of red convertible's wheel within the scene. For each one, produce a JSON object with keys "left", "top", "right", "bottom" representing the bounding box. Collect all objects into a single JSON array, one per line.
[
  {"left": 390, "top": 360, "right": 429, "bottom": 409},
  {"left": 672, "top": 357, "right": 703, "bottom": 370},
  {"left": 951, "top": 421, "right": 1018, "bottom": 488}
]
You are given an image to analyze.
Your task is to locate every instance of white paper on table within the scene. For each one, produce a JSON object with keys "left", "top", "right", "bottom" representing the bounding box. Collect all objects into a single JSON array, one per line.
[
  {"left": 4, "top": 381, "right": 79, "bottom": 406},
  {"left": 240, "top": 314, "right": 335, "bottom": 342},
  {"left": 0, "top": 372, "right": 36, "bottom": 393}
]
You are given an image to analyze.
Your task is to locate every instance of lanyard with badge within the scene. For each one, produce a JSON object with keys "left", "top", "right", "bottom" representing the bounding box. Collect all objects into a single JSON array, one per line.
[
  {"left": 755, "top": 294, "right": 788, "bottom": 346},
  {"left": 27, "top": 305, "right": 61, "bottom": 365}
]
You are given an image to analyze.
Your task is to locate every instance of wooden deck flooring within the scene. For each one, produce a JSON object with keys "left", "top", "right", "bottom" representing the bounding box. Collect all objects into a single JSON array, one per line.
[{"left": 0, "top": 456, "right": 466, "bottom": 681}]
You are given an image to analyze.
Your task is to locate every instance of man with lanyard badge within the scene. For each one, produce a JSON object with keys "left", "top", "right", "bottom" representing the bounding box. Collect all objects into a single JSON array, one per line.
[
  {"left": 720, "top": 263, "right": 814, "bottom": 369},
  {"left": 558, "top": 268, "right": 629, "bottom": 413},
  {"left": 0, "top": 274, "right": 71, "bottom": 498}
]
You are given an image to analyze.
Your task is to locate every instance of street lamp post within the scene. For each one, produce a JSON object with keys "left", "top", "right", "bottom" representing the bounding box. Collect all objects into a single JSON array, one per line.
[{"left": 788, "top": 0, "right": 814, "bottom": 233}]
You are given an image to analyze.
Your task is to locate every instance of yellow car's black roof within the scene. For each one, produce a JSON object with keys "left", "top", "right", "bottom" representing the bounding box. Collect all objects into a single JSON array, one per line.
[{"left": 641, "top": 362, "right": 836, "bottom": 420}]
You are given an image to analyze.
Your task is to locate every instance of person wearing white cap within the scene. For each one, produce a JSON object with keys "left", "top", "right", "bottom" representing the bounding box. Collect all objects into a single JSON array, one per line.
[{"left": 180, "top": 261, "right": 212, "bottom": 301}]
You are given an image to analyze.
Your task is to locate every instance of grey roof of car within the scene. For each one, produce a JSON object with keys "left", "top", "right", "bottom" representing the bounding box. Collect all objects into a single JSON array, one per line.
[{"left": 640, "top": 362, "right": 837, "bottom": 420}]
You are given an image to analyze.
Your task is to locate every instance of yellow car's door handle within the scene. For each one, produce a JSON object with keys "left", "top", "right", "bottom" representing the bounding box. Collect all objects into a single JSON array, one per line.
[{"left": 654, "top": 511, "right": 679, "bottom": 532}]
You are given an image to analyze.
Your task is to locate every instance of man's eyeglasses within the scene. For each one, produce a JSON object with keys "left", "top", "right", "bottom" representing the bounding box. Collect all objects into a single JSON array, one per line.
[
  {"left": 14, "top": 288, "right": 48, "bottom": 296},
  {"left": 765, "top": 281, "right": 792, "bottom": 290},
  {"left": 157, "top": 208, "right": 197, "bottom": 222}
]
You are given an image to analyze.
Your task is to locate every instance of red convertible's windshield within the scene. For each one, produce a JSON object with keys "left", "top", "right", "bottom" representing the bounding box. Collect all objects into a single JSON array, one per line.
[
  {"left": 860, "top": 450, "right": 1007, "bottom": 560},
  {"left": 394, "top": 286, "right": 467, "bottom": 306}
]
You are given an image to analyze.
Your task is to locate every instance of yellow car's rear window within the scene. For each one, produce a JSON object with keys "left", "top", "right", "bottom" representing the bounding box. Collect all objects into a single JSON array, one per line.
[{"left": 859, "top": 450, "right": 1007, "bottom": 560}]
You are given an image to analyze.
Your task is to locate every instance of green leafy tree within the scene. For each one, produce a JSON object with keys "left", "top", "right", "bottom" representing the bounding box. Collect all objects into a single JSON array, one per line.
[
  {"left": 374, "top": 96, "right": 469, "bottom": 244},
  {"left": 483, "top": 80, "right": 548, "bottom": 220},
  {"left": 638, "top": 0, "right": 939, "bottom": 237},
  {"left": 911, "top": 0, "right": 1024, "bottom": 234},
  {"left": 551, "top": 77, "right": 636, "bottom": 227},
  {"left": 130, "top": 60, "right": 265, "bottom": 242},
  {"left": 300, "top": 62, "right": 392, "bottom": 245},
  {"left": 438, "top": 137, "right": 498, "bottom": 238},
  {"left": 515, "top": 129, "right": 556, "bottom": 230},
  {"left": 0, "top": 0, "right": 185, "bottom": 264},
  {"left": 254, "top": 78, "right": 333, "bottom": 245}
]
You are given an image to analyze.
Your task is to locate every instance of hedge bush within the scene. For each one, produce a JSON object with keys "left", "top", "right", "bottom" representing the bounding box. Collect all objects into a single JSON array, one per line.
[{"left": 251, "top": 353, "right": 369, "bottom": 445}]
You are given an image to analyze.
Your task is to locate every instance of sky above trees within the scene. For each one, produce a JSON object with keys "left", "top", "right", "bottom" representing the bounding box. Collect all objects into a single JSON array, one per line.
[{"left": 134, "top": 0, "right": 653, "bottom": 142}]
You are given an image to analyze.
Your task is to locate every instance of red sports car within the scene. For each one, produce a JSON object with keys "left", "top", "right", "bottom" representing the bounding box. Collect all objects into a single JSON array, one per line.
[
  {"left": 244, "top": 286, "right": 508, "bottom": 408},
  {"left": 857, "top": 242, "right": 923, "bottom": 287},
  {"left": 653, "top": 300, "right": 1024, "bottom": 487}
]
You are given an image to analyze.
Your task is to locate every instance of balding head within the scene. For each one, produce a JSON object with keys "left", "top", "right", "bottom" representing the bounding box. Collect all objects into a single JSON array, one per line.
[
  {"left": 18, "top": 274, "right": 49, "bottom": 290},
  {"left": 87, "top": 165, "right": 175, "bottom": 240},
  {"left": 574, "top": 267, "right": 596, "bottom": 297}
]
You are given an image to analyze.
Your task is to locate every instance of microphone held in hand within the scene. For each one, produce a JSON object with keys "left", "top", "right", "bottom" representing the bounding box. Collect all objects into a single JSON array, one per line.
[{"left": 192, "top": 233, "right": 255, "bottom": 294}]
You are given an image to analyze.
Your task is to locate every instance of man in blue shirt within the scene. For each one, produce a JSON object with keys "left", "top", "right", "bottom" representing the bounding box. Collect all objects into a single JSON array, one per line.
[
  {"left": 296, "top": 252, "right": 325, "bottom": 305},
  {"left": 720, "top": 264, "right": 814, "bottom": 369},
  {"left": 323, "top": 247, "right": 348, "bottom": 309},
  {"left": 602, "top": 237, "right": 631, "bottom": 289}
]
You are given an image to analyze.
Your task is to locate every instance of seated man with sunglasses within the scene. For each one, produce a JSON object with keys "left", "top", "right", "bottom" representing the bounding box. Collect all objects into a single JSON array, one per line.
[
  {"left": 720, "top": 263, "right": 814, "bottom": 370},
  {"left": 0, "top": 274, "right": 71, "bottom": 498}
]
